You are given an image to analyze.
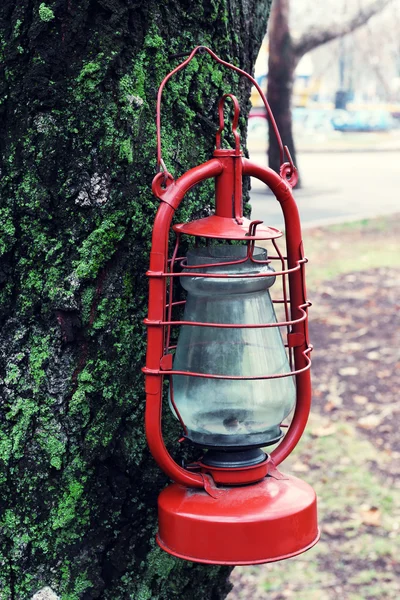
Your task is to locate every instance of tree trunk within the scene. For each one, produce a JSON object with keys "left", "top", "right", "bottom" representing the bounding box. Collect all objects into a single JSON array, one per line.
[
  {"left": 0, "top": 1, "right": 271, "bottom": 599},
  {"left": 267, "top": 0, "right": 389, "bottom": 187},
  {"left": 267, "top": 0, "right": 299, "bottom": 185}
]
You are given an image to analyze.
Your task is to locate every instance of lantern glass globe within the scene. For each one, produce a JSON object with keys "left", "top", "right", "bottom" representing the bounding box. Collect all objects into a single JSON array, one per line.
[{"left": 170, "top": 244, "right": 295, "bottom": 448}]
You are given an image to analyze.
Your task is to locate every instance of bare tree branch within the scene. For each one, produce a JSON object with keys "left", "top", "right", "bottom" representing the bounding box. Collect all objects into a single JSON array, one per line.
[{"left": 292, "top": 0, "right": 393, "bottom": 58}]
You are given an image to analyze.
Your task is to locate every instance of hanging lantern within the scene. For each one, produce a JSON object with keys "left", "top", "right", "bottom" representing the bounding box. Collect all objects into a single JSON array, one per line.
[{"left": 143, "top": 46, "right": 319, "bottom": 565}]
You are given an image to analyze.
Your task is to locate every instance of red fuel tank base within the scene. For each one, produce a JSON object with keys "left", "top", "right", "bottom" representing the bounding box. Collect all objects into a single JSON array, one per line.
[{"left": 156, "top": 473, "right": 319, "bottom": 565}]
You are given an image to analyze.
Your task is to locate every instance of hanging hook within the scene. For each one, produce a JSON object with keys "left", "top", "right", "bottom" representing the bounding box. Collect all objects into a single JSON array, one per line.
[{"left": 215, "top": 94, "right": 241, "bottom": 154}]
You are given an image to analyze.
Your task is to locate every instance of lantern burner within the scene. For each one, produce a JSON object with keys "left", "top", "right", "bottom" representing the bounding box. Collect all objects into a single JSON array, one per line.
[{"left": 200, "top": 447, "right": 267, "bottom": 468}]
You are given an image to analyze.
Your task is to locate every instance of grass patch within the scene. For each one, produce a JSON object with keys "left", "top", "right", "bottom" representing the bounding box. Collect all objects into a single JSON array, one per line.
[
  {"left": 287, "top": 415, "right": 399, "bottom": 530},
  {"left": 303, "top": 214, "right": 399, "bottom": 289}
]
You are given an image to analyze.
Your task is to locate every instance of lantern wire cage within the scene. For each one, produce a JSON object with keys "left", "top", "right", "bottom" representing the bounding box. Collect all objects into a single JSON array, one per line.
[{"left": 158, "top": 227, "right": 312, "bottom": 444}]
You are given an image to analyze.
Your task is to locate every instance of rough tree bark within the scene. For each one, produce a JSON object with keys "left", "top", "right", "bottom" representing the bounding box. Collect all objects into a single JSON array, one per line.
[
  {"left": 0, "top": 1, "right": 271, "bottom": 599},
  {"left": 267, "top": 0, "right": 392, "bottom": 183}
]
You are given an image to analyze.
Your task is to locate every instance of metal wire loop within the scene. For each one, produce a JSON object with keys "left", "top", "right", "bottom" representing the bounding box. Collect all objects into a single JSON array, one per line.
[{"left": 216, "top": 94, "right": 241, "bottom": 153}]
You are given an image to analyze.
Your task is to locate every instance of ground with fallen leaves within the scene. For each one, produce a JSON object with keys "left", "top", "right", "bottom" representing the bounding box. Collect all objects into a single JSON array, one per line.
[{"left": 227, "top": 216, "right": 400, "bottom": 600}]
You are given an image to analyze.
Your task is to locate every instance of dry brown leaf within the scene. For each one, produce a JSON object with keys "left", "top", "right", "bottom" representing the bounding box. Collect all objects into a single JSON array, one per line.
[
  {"left": 339, "top": 367, "right": 359, "bottom": 376},
  {"left": 340, "top": 342, "right": 363, "bottom": 352},
  {"left": 353, "top": 394, "right": 368, "bottom": 405},
  {"left": 350, "top": 326, "right": 369, "bottom": 339},
  {"left": 322, "top": 523, "right": 341, "bottom": 536},
  {"left": 329, "top": 331, "right": 343, "bottom": 339},
  {"left": 357, "top": 414, "right": 383, "bottom": 430},
  {"left": 324, "top": 316, "right": 353, "bottom": 327},
  {"left": 291, "top": 461, "right": 310, "bottom": 473},
  {"left": 326, "top": 394, "right": 343, "bottom": 407},
  {"left": 360, "top": 506, "right": 381, "bottom": 527},
  {"left": 311, "top": 424, "right": 337, "bottom": 437},
  {"left": 377, "top": 369, "right": 391, "bottom": 379}
]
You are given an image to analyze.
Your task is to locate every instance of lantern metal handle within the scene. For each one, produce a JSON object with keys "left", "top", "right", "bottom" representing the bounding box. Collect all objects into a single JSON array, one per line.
[{"left": 156, "top": 45, "right": 296, "bottom": 184}]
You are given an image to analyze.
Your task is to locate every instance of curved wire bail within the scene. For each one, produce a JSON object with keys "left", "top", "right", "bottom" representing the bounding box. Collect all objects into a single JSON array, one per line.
[
  {"left": 156, "top": 45, "right": 289, "bottom": 179},
  {"left": 215, "top": 93, "right": 241, "bottom": 154}
]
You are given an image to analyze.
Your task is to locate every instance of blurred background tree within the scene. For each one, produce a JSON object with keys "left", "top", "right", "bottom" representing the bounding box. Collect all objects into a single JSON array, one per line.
[{"left": 267, "top": 0, "right": 393, "bottom": 183}]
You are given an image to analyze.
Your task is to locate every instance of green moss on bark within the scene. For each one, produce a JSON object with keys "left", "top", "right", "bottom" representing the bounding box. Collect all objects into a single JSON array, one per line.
[
  {"left": 38, "top": 4, "right": 55, "bottom": 23},
  {"left": 0, "top": 1, "right": 271, "bottom": 598}
]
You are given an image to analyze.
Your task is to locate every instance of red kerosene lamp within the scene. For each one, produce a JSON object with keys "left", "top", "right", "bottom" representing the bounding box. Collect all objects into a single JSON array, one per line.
[{"left": 143, "top": 46, "right": 319, "bottom": 565}]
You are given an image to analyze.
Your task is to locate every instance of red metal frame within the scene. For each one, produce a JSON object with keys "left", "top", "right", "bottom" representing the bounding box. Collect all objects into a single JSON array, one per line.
[
  {"left": 144, "top": 154, "right": 312, "bottom": 485},
  {"left": 143, "top": 47, "right": 318, "bottom": 564}
]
